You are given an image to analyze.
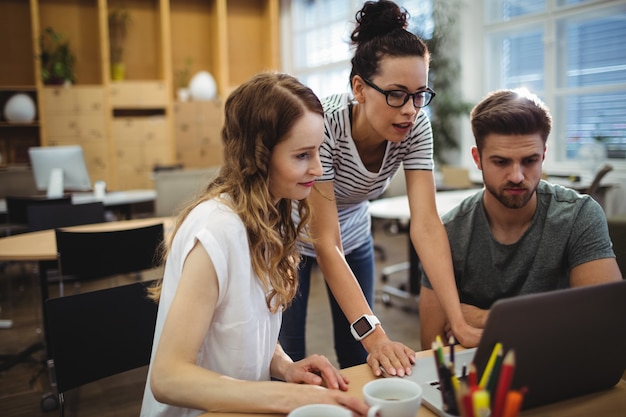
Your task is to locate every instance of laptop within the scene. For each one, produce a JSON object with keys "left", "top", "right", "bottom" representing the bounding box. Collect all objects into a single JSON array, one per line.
[{"left": 404, "top": 280, "right": 626, "bottom": 416}]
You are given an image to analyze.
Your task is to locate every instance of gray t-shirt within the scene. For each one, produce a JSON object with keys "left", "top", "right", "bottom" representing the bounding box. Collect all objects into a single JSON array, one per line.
[{"left": 422, "top": 181, "right": 615, "bottom": 309}]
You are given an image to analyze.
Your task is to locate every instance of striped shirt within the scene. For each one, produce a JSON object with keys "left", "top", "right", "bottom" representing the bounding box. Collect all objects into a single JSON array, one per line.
[{"left": 298, "top": 92, "right": 434, "bottom": 257}]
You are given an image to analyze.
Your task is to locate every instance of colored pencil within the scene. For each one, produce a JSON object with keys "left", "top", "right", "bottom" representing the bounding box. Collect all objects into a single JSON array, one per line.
[
  {"left": 456, "top": 381, "right": 475, "bottom": 417},
  {"left": 479, "top": 342, "right": 502, "bottom": 389},
  {"left": 468, "top": 363, "right": 478, "bottom": 390},
  {"left": 449, "top": 362, "right": 461, "bottom": 393},
  {"left": 486, "top": 349, "right": 504, "bottom": 401},
  {"left": 449, "top": 335, "right": 456, "bottom": 365},
  {"left": 472, "top": 389, "right": 490, "bottom": 417},
  {"left": 439, "top": 362, "right": 459, "bottom": 415},
  {"left": 501, "top": 389, "right": 525, "bottom": 417},
  {"left": 492, "top": 350, "right": 516, "bottom": 417}
]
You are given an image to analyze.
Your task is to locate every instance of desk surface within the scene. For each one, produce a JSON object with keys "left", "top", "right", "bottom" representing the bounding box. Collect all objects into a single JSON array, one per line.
[
  {"left": 196, "top": 347, "right": 626, "bottom": 417},
  {"left": 0, "top": 216, "right": 171, "bottom": 262},
  {"left": 0, "top": 189, "right": 157, "bottom": 215},
  {"left": 369, "top": 189, "right": 480, "bottom": 221}
]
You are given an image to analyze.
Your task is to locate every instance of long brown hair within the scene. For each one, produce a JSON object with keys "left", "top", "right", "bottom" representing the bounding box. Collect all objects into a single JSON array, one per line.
[{"left": 149, "top": 73, "right": 323, "bottom": 312}]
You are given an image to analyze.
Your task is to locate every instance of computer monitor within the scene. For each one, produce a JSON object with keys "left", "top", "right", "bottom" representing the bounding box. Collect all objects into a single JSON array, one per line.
[{"left": 28, "top": 145, "right": 92, "bottom": 198}]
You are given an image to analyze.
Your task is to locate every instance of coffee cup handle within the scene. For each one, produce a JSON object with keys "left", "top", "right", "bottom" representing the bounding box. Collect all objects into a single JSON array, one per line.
[{"left": 367, "top": 405, "right": 381, "bottom": 417}]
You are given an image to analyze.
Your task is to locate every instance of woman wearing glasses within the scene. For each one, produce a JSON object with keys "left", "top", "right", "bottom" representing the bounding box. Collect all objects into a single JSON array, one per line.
[{"left": 279, "top": 0, "right": 482, "bottom": 376}]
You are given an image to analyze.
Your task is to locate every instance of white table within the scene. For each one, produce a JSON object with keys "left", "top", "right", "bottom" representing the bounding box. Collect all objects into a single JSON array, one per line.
[
  {"left": 369, "top": 189, "right": 482, "bottom": 306},
  {"left": 369, "top": 189, "right": 480, "bottom": 221},
  {"left": 71, "top": 189, "right": 156, "bottom": 206}
]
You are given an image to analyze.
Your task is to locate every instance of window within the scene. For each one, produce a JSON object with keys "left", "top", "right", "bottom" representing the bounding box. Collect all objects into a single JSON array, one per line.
[
  {"left": 282, "top": 0, "right": 431, "bottom": 100},
  {"left": 484, "top": 0, "right": 626, "bottom": 163}
]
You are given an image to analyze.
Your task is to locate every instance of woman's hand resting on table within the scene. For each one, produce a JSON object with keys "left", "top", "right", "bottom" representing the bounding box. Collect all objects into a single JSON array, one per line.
[
  {"left": 362, "top": 331, "right": 416, "bottom": 377},
  {"left": 282, "top": 354, "right": 350, "bottom": 390},
  {"left": 273, "top": 354, "right": 370, "bottom": 415}
]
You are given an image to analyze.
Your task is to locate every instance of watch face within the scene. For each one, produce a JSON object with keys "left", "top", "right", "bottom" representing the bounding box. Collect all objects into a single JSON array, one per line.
[{"left": 353, "top": 316, "right": 373, "bottom": 336}]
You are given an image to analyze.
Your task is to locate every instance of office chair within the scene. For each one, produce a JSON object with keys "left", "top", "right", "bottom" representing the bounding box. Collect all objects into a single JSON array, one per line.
[
  {"left": 585, "top": 163, "right": 613, "bottom": 210},
  {"left": 54, "top": 223, "right": 164, "bottom": 294},
  {"left": 0, "top": 203, "right": 107, "bottom": 372},
  {"left": 45, "top": 280, "right": 159, "bottom": 416},
  {"left": 27, "top": 202, "right": 106, "bottom": 232},
  {"left": 153, "top": 166, "right": 219, "bottom": 217}
]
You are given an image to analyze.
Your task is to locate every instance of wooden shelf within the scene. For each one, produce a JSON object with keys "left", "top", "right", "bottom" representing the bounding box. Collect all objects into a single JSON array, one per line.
[{"left": 0, "top": 0, "right": 278, "bottom": 188}]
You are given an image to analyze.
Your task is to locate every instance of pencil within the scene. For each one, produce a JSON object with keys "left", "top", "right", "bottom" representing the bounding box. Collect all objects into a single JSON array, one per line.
[
  {"left": 468, "top": 363, "right": 478, "bottom": 390},
  {"left": 501, "top": 389, "right": 525, "bottom": 417},
  {"left": 479, "top": 342, "right": 502, "bottom": 389},
  {"left": 439, "top": 362, "right": 459, "bottom": 415},
  {"left": 432, "top": 341, "right": 443, "bottom": 381},
  {"left": 492, "top": 350, "right": 516, "bottom": 417},
  {"left": 456, "top": 381, "right": 475, "bottom": 417},
  {"left": 449, "top": 335, "right": 455, "bottom": 365},
  {"left": 472, "top": 389, "right": 490, "bottom": 417},
  {"left": 449, "top": 362, "right": 461, "bottom": 393},
  {"left": 486, "top": 349, "right": 504, "bottom": 401}
]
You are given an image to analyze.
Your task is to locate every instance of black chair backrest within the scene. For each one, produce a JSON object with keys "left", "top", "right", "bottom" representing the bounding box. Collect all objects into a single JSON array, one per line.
[
  {"left": 27, "top": 202, "right": 106, "bottom": 232},
  {"left": 45, "top": 280, "right": 159, "bottom": 393},
  {"left": 55, "top": 223, "right": 164, "bottom": 280},
  {"left": 586, "top": 163, "right": 613, "bottom": 199},
  {"left": 6, "top": 195, "right": 72, "bottom": 225}
]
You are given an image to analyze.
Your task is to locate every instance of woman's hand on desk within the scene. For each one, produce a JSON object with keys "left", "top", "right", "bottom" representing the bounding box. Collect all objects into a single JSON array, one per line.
[
  {"left": 282, "top": 354, "right": 350, "bottom": 390},
  {"left": 278, "top": 383, "right": 370, "bottom": 416},
  {"left": 271, "top": 349, "right": 370, "bottom": 415},
  {"left": 362, "top": 329, "right": 416, "bottom": 377}
]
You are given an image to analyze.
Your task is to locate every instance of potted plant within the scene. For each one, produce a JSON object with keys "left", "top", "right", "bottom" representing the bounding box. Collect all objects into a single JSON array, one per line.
[
  {"left": 108, "top": 7, "right": 131, "bottom": 80},
  {"left": 39, "top": 27, "right": 76, "bottom": 86},
  {"left": 413, "top": 0, "right": 474, "bottom": 165},
  {"left": 175, "top": 57, "right": 193, "bottom": 101}
]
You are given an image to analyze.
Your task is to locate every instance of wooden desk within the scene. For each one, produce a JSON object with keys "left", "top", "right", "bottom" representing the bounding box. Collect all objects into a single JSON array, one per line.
[
  {"left": 196, "top": 347, "right": 626, "bottom": 417},
  {"left": 0, "top": 216, "right": 171, "bottom": 262}
]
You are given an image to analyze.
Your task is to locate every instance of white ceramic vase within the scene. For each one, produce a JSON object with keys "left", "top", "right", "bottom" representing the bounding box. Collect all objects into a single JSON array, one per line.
[
  {"left": 4, "top": 93, "right": 37, "bottom": 123},
  {"left": 189, "top": 71, "right": 217, "bottom": 101}
]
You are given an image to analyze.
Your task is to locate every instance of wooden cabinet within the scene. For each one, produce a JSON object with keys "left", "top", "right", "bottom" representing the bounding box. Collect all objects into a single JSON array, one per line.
[
  {"left": 0, "top": 0, "right": 279, "bottom": 189},
  {"left": 112, "top": 116, "right": 170, "bottom": 189},
  {"left": 174, "top": 101, "right": 223, "bottom": 168},
  {"left": 109, "top": 81, "right": 169, "bottom": 108},
  {"left": 41, "top": 86, "right": 110, "bottom": 183}
]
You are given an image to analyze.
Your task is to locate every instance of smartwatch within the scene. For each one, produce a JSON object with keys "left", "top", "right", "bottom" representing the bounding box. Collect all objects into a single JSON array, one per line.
[{"left": 350, "top": 314, "right": 380, "bottom": 341}]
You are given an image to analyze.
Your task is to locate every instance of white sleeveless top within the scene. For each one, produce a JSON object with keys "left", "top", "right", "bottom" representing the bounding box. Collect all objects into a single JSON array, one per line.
[{"left": 141, "top": 198, "right": 281, "bottom": 417}]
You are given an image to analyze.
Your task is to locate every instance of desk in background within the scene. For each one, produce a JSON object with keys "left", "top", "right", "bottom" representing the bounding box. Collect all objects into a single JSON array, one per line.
[
  {"left": 0, "top": 189, "right": 157, "bottom": 219},
  {"left": 195, "top": 346, "right": 626, "bottom": 417}
]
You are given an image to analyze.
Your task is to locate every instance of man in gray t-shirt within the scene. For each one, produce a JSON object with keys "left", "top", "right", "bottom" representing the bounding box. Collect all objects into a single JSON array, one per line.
[{"left": 419, "top": 89, "right": 622, "bottom": 350}]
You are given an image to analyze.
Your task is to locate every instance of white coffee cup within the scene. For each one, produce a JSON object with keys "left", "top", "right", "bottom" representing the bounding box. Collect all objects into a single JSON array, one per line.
[
  {"left": 287, "top": 404, "right": 352, "bottom": 417},
  {"left": 363, "top": 378, "right": 423, "bottom": 417}
]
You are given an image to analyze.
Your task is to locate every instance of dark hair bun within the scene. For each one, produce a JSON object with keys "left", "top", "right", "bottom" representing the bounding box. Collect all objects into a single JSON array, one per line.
[{"left": 351, "top": 0, "right": 409, "bottom": 45}]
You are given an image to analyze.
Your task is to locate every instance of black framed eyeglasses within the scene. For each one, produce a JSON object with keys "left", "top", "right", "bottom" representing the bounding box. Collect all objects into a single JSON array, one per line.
[{"left": 362, "top": 77, "right": 436, "bottom": 109}]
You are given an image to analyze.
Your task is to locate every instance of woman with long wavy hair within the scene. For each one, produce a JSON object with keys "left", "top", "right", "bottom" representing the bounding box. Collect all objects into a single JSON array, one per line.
[{"left": 140, "top": 73, "right": 369, "bottom": 417}]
